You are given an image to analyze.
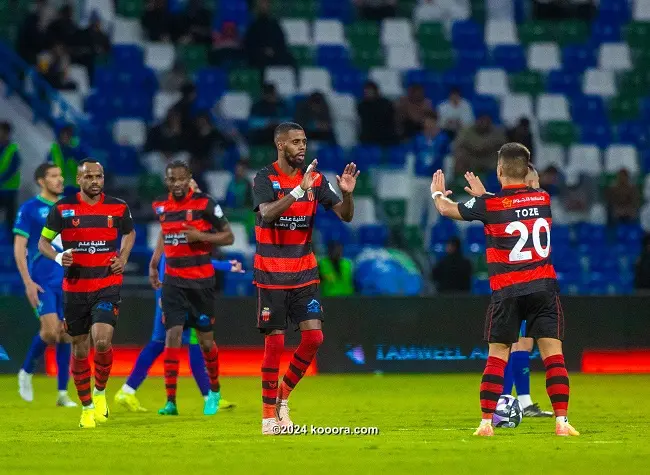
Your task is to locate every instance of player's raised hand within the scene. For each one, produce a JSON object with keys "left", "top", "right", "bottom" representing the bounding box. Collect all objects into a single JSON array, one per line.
[
  {"left": 149, "top": 265, "right": 162, "bottom": 290},
  {"left": 300, "top": 160, "right": 319, "bottom": 191},
  {"left": 110, "top": 255, "right": 127, "bottom": 275},
  {"left": 463, "top": 172, "right": 487, "bottom": 197},
  {"left": 430, "top": 170, "right": 452, "bottom": 196},
  {"left": 229, "top": 260, "right": 245, "bottom": 273},
  {"left": 25, "top": 280, "right": 44, "bottom": 309},
  {"left": 337, "top": 162, "right": 360, "bottom": 194},
  {"left": 183, "top": 224, "right": 203, "bottom": 242}
]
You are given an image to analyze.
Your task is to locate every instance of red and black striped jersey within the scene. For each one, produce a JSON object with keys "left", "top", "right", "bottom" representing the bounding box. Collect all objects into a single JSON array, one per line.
[
  {"left": 252, "top": 162, "right": 341, "bottom": 289},
  {"left": 152, "top": 189, "right": 229, "bottom": 289},
  {"left": 42, "top": 193, "right": 133, "bottom": 301},
  {"left": 458, "top": 185, "right": 558, "bottom": 300}
]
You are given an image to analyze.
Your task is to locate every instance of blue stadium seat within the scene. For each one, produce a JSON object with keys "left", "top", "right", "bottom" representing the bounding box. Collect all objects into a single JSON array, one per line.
[
  {"left": 196, "top": 68, "right": 228, "bottom": 103},
  {"left": 332, "top": 68, "right": 366, "bottom": 97},
  {"left": 471, "top": 277, "right": 491, "bottom": 295},
  {"left": 576, "top": 223, "right": 607, "bottom": 245},
  {"left": 320, "top": 0, "right": 353, "bottom": 22},
  {"left": 111, "top": 45, "right": 144, "bottom": 68},
  {"left": 358, "top": 224, "right": 388, "bottom": 246},
  {"left": 0, "top": 273, "right": 23, "bottom": 296},
  {"left": 404, "top": 69, "right": 442, "bottom": 88},
  {"left": 441, "top": 71, "right": 475, "bottom": 98},
  {"left": 615, "top": 121, "right": 650, "bottom": 148},
  {"left": 430, "top": 219, "right": 459, "bottom": 251},
  {"left": 465, "top": 225, "right": 485, "bottom": 245},
  {"left": 224, "top": 271, "right": 255, "bottom": 296},
  {"left": 85, "top": 93, "right": 116, "bottom": 123},
  {"left": 349, "top": 145, "right": 382, "bottom": 169},
  {"left": 319, "top": 220, "right": 353, "bottom": 246},
  {"left": 590, "top": 20, "right": 621, "bottom": 44},
  {"left": 0, "top": 246, "right": 16, "bottom": 272},
  {"left": 451, "top": 20, "right": 484, "bottom": 49},
  {"left": 492, "top": 45, "right": 526, "bottom": 73},
  {"left": 317, "top": 45, "right": 352, "bottom": 69},
  {"left": 562, "top": 45, "right": 597, "bottom": 73},
  {"left": 455, "top": 47, "right": 489, "bottom": 73},
  {"left": 581, "top": 124, "right": 613, "bottom": 148},
  {"left": 385, "top": 144, "right": 410, "bottom": 167},
  {"left": 342, "top": 244, "right": 363, "bottom": 259},
  {"left": 552, "top": 224, "right": 571, "bottom": 244},
  {"left": 121, "top": 93, "right": 153, "bottom": 121},
  {"left": 107, "top": 145, "right": 142, "bottom": 176},
  {"left": 472, "top": 96, "right": 500, "bottom": 123},
  {"left": 597, "top": 0, "right": 630, "bottom": 24},
  {"left": 547, "top": 71, "right": 582, "bottom": 96},
  {"left": 215, "top": 0, "right": 249, "bottom": 29},
  {"left": 641, "top": 98, "right": 650, "bottom": 122},
  {"left": 615, "top": 223, "right": 643, "bottom": 247},
  {"left": 571, "top": 96, "right": 608, "bottom": 127},
  {"left": 317, "top": 145, "right": 345, "bottom": 171}
]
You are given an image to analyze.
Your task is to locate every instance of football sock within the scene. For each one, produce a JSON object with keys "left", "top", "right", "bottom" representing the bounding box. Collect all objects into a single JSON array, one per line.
[
  {"left": 189, "top": 343, "right": 210, "bottom": 397},
  {"left": 279, "top": 329, "right": 323, "bottom": 401},
  {"left": 502, "top": 358, "right": 514, "bottom": 395},
  {"left": 261, "top": 334, "right": 284, "bottom": 419},
  {"left": 544, "top": 354, "right": 569, "bottom": 417},
  {"left": 164, "top": 347, "right": 181, "bottom": 403},
  {"left": 518, "top": 394, "right": 533, "bottom": 408},
  {"left": 22, "top": 334, "right": 48, "bottom": 374},
  {"left": 94, "top": 347, "right": 113, "bottom": 392},
  {"left": 125, "top": 340, "right": 164, "bottom": 391},
  {"left": 511, "top": 350, "right": 531, "bottom": 398},
  {"left": 55, "top": 342, "right": 71, "bottom": 391},
  {"left": 480, "top": 356, "right": 507, "bottom": 419},
  {"left": 202, "top": 343, "right": 220, "bottom": 393},
  {"left": 71, "top": 355, "right": 92, "bottom": 406}
]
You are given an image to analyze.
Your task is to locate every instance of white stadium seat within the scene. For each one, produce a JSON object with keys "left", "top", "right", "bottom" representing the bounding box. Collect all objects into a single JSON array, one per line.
[
  {"left": 298, "top": 67, "right": 332, "bottom": 94},
  {"left": 204, "top": 171, "right": 233, "bottom": 202},
  {"left": 219, "top": 92, "right": 252, "bottom": 121},
  {"left": 153, "top": 91, "right": 181, "bottom": 120},
  {"left": 145, "top": 42, "right": 175, "bottom": 72},
  {"left": 264, "top": 66, "right": 297, "bottom": 97},
  {"left": 368, "top": 68, "right": 403, "bottom": 98},
  {"left": 376, "top": 170, "right": 410, "bottom": 199},
  {"left": 536, "top": 93, "right": 570, "bottom": 122},
  {"left": 112, "top": 18, "right": 142, "bottom": 44},
  {"left": 328, "top": 92, "right": 357, "bottom": 120},
  {"left": 634, "top": 0, "right": 650, "bottom": 20},
  {"left": 386, "top": 45, "right": 420, "bottom": 70},
  {"left": 280, "top": 19, "right": 311, "bottom": 45},
  {"left": 350, "top": 197, "right": 378, "bottom": 228},
  {"left": 598, "top": 43, "right": 632, "bottom": 72},
  {"left": 582, "top": 69, "right": 617, "bottom": 98},
  {"left": 567, "top": 144, "right": 602, "bottom": 176},
  {"left": 381, "top": 18, "right": 414, "bottom": 46},
  {"left": 605, "top": 145, "right": 639, "bottom": 175},
  {"left": 113, "top": 119, "right": 146, "bottom": 147},
  {"left": 313, "top": 19, "right": 345, "bottom": 45},
  {"left": 500, "top": 94, "right": 534, "bottom": 126},
  {"left": 527, "top": 43, "right": 561, "bottom": 72},
  {"left": 475, "top": 68, "right": 509, "bottom": 98},
  {"left": 485, "top": 19, "right": 518, "bottom": 46},
  {"left": 68, "top": 65, "right": 89, "bottom": 96},
  {"left": 535, "top": 143, "right": 566, "bottom": 170}
]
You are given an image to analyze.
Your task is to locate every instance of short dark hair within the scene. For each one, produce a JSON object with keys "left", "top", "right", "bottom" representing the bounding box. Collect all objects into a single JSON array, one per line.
[
  {"left": 274, "top": 122, "right": 303, "bottom": 142},
  {"left": 364, "top": 80, "right": 379, "bottom": 93},
  {"left": 0, "top": 121, "right": 11, "bottom": 134},
  {"left": 165, "top": 160, "right": 191, "bottom": 174},
  {"left": 262, "top": 83, "right": 276, "bottom": 95},
  {"left": 498, "top": 142, "right": 531, "bottom": 180},
  {"left": 449, "top": 86, "right": 461, "bottom": 95},
  {"left": 34, "top": 163, "right": 58, "bottom": 182}
]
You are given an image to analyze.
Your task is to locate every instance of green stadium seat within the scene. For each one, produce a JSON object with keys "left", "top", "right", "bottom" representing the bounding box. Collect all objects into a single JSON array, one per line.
[
  {"left": 618, "top": 71, "right": 650, "bottom": 97},
  {"left": 402, "top": 225, "right": 423, "bottom": 250},
  {"left": 609, "top": 96, "right": 640, "bottom": 122},
  {"left": 555, "top": 21, "right": 589, "bottom": 46},
  {"left": 382, "top": 199, "right": 406, "bottom": 227},
  {"left": 0, "top": 23, "right": 17, "bottom": 43},
  {"left": 542, "top": 121, "right": 578, "bottom": 146},
  {"left": 249, "top": 146, "right": 275, "bottom": 169},
  {"left": 346, "top": 21, "right": 380, "bottom": 41},
  {"left": 518, "top": 21, "right": 556, "bottom": 44},
  {"left": 470, "top": 0, "right": 486, "bottom": 24},
  {"left": 509, "top": 71, "right": 546, "bottom": 96},
  {"left": 275, "top": 0, "right": 316, "bottom": 19},
  {"left": 420, "top": 45, "right": 455, "bottom": 71},
  {"left": 397, "top": 0, "right": 418, "bottom": 17},
  {"left": 350, "top": 45, "right": 384, "bottom": 69},
  {"left": 624, "top": 22, "right": 650, "bottom": 48},
  {"left": 417, "top": 22, "right": 447, "bottom": 49},
  {"left": 229, "top": 69, "right": 261, "bottom": 98},
  {"left": 138, "top": 174, "right": 166, "bottom": 200},
  {"left": 354, "top": 173, "right": 374, "bottom": 196},
  {"left": 117, "top": 0, "right": 145, "bottom": 18},
  {"left": 290, "top": 46, "right": 314, "bottom": 66},
  {"left": 631, "top": 48, "right": 650, "bottom": 69},
  {"left": 177, "top": 44, "right": 208, "bottom": 74}
]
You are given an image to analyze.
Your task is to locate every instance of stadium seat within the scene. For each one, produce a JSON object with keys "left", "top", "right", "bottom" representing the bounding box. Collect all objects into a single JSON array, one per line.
[
  {"left": 509, "top": 70, "right": 545, "bottom": 96},
  {"left": 542, "top": 121, "right": 578, "bottom": 146},
  {"left": 535, "top": 143, "right": 566, "bottom": 169},
  {"left": 376, "top": 170, "right": 410, "bottom": 200},
  {"left": 420, "top": 43, "right": 455, "bottom": 71},
  {"left": 386, "top": 45, "right": 420, "bottom": 70},
  {"left": 368, "top": 68, "right": 403, "bottom": 98},
  {"left": 536, "top": 94, "right": 570, "bottom": 122},
  {"left": 117, "top": 0, "right": 144, "bottom": 18},
  {"left": 475, "top": 68, "right": 509, "bottom": 98},
  {"left": 451, "top": 20, "right": 483, "bottom": 49},
  {"left": 609, "top": 96, "right": 640, "bottom": 123},
  {"left": 334, "top": 121, "right": 358, "bottom": 148},
  {"left": 349, "top": 197, "right": 377, "bottom": 227},
  {"left": 314, "top": 19, "right": 345, "bottom": 46},
  {"left": 280, "top": 19, "right": 311, "bottom": 45},
  {"left": 472, "top": 95, "right": 500, "bottom": 122},
  {"left": 112, "top": 18, "right": 142, "bottom": 44},
  {"left": 518, "top": 21, "right": 555, "bottom": 44},
  {"left": 264, "top": 66, "right": 297, "bottom": 97},
  {"left": 547, "top": 71, "right": 582, "bottom": 96},
  {"left": 113, "top": 119, "right": 146, "bottom": 147},
  {"left": 485, "top": 19, "right": 518, "bottom": 46},
  {"left": 633, "top": 0, "right": 650, "bottom": 20},
  {"left": 582, "top": 69, "right": 617, "bottom": 98},
  {"left": 561, "top": 45, "right": 597, "bottom": 73},
  {"left": 177, "top": 44, "right": 208, "bottom": 74},
  {"left": 68, "top": 65, "right": 90, "bottom": 96},
  {"left": 381, "top": 18, "right": 414, "bottom": 46},
  {"left": 598, "top": 43, "right": 632, "bottom": 71},
  {"left": 556, "top": 20, "right": 590, "bottom": 46},
  {"left": 615, "top": 121, "right": 650, "bottom": 148},
  {"left": 328, "top": 92, "right": 357, "bottom": 120},
  {"left": 624, "top": 21, "right": 650, "bottom": 48},
  {"left": 527, "top": 43, "right": 561, "bottom": 72},
  {"left": 222, "top": 223, "right": 253, "bottom": 254},
  {"left": 219, "top": 92, "right": 252, "bottom": 121},
  {"left": 358, "top": 224, "right": 388, "bottom": 246},
  {"left": 298, "top": 67, "right": 332, "bottom": 94},
  {"left": 229, "top": 69, "right": 261, "bottom": 98},
  {"left": 332, "top": 68, "right": 367, "bottom": 97},
  {"left": 416, "top": 22, "right": 446, "bottom": 49},
  {"left": 144, "top": 42, "right": 175, "bottom": 72},
  {"left": 571, "top": 95, "right": 608, "bottom": 126},
  {"left": 618, "top": 71, "right": 650, "bottom": 98},
  {"left": 605, "top": 144, "right": 639, "bottom": 175},
  {"left": 492, "top": 45, "right": 527, "bottom": 73},
  {"left": 581, "top": 123, "right": 613, "bottom": 149},
  {"left": 317, "top": 45, "right": 351, "bottom": 69},
  {"left": 204, "top": 171, "right": 232, "bottom": 202},
  {"left": 567, "top": 144, "right": 602, "bottom": 176}
]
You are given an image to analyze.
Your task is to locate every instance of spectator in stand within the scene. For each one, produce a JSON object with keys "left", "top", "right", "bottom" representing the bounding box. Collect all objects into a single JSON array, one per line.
[
  {"left": 45, "top": 124, "right": 90, "bottom": 195},
  {"left": 249, "top": 83, "right": 291, "bottom": 145},
  {"left": 142, "top": 0, "right": 172, "bottom": 42},
  {"left": 539, "top": 165, "right": 561, "bottom": 196},
  {"left": 16, "top": 0, "right": 53, "bottom": 64},
  {"left": 75, "top": 10, "right": 111, "bottom": 82},
  {"left": 174, "top": 0, "right": 212, "bottom": 45},
  {"left": 437, "top": 86, "right": 474, "bottom": 139},
  {"left": 172, "top": 81, "right": 198, "bottom": 133},
  {"left": 47, "top": 3, "right": 78, "bottom": 48},
  {"left": 211, "top": 21, "right": 244, "bottom": 67},
  {"left": 145, "top": 107, "right": 186, "bottom": 155},
  {"left": 187, "top": 112, "right": 233, "bottom": 189},
  {"left": 432, "top": 236, "right": 472, "bottom": 293},
  {"left": 295, "top": 92, "right": 336, "bottom": 144},
  {"left": 244, "top": 0, "right": 293, "bottom": 70},
  {"left": 408, "top": 112, "right": 450, "bottom": 227},
  {"left": 319, "top": 241, "right": 355, "bottom": 297},
  {"left": 413, "top": 0, "right": 470, "bottom": 28},
  {"left": 357, "top": 81, "right": 398, "bottom": 146},
  {"left": 38, "top": 42, "right": 77, "bottom": 90},
  {"left": 354, "top": 0, "right": 397, "bottom": 21},
  {"left": 454, "top": 113, "right": 506, "bottom": 174},
  {"left": 0, "top": 122, "right": 21, "bottom": 232},
  {"left": 395, "top": 83, "right": 434, "bottom": 141},
  {"left": 506, "top": 117, "right": 535, "bottom": 159},
  {"left": 635, "top": 235, "right": 650, "bottom": 291},
  {"left": 606, "top": 169, "right": 640, "bottom": 225},
  {"left": 561, "top": 172, "right": 596, "bottom": 222},
  {"left": 159, "top": 59, "right": 189, "bottom": 92},
  {"left": 225, "top": 160, "right": 254, "bottom": 210}
]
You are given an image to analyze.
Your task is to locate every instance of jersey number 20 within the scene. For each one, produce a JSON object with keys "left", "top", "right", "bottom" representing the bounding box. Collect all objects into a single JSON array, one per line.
[{"left": 505, "top": 218, "right": 551, "bottom": 262}]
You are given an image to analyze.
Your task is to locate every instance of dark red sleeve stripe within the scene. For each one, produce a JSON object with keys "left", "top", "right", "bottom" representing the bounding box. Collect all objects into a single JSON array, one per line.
[
  {"left": 489, "top": 264, "right": 557, "bottom": 291},
  {"left": 165, "top": 263, "right": 215, "bottom": 280},
  {"left": 255, "top": 227, "right": 311, "bottom": 245},
  {"left": 63, "top": 274, "right": 123, "bottom": 292},
  {"left": 254, "top": 254, "right": 317, "bottom": 274},
  {"left": 61, "top": 228, "right": 119, "bottom": 241},
  {"left": 484, "top": 218, "right": 552, "bottom": 237},
  {"left": 486, "top": 247, "right": 548, "bottom": 265}
]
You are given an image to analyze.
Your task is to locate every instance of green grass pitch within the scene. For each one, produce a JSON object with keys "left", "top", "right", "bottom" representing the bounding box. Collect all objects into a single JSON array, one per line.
[{"left": 1, "top": 373, "right": 649, "bottom": 474}]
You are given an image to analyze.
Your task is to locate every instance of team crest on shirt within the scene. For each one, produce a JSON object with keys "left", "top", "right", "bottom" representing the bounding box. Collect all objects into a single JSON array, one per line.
[
  {"left": 307, "top": 189, "right": 314, "bottom": 201},
  {"left": 39, "top": 207, "right": 50, "bottom": 218},
  {"left": 107, "top": 215, "right": 113, "bottom": 228},
  {"left": 186, "top": 209, "right": 193, "bottom": 221},
  {"left": 277, "top": 191, "right": 285, "bottom": 199},
  {"left": 72, "top": 218, "right": 80, "bottom": 227},
  {"left": 62, "top": 209, "right": 75, "bottom": 218},
  {"left": 261, "top": 307, "right": 271, "bottom": 322},
  {"left": 502, "top": 197, "right": 513, "bottom": 208}
]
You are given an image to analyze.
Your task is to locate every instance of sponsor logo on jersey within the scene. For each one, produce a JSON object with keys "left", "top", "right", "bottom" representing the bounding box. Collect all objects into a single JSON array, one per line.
[
  {"left": 62, "top": 210, "right": 75, "bottom": 218},
  {"left": 272, "top": 181, "right": 281, "bottom": 190},
  {"left": 465, "top": 198, "right": 476, "bottom": 209},
  {"left": 502, "top": 197, "right": 513, "bottom": 209}
]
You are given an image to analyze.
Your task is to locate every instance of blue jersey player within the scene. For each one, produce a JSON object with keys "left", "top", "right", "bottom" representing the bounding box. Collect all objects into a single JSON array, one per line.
[
  {"left": 114, "top": 254, "right": 241, "bottom": 413},
  {"left": 14, "top": 164, "right": 76, "bottom": 407}
]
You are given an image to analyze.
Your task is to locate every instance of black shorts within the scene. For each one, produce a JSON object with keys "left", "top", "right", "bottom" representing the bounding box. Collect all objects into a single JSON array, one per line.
[
  {"left": 484, "top": 291, "right": 564, "bottom": 344},
  {"left": 64, "top": 296, "right": 120, "bottom": 337},
  {"left": 256, "top": 284, "right": 323, "bottom": 333},
  {"left": 161, "top": 283, "right": 216, "bottom": 333}
]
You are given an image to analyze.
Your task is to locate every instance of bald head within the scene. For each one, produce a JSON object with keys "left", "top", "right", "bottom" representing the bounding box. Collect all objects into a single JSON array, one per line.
[{"left": 77, "top": 160, "right": 104, "bottom": 198}]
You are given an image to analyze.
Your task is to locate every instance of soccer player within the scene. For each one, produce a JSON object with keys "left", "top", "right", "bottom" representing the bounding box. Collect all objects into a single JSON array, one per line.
[
  {"left": 14, "top": 164, "right": 76, "bottom": 407},
  {"left": 149, "top": 161, "right": 234, "bottom": 416},
  {"left": 253, "top": 122, "right": 359, "bottom": 435},
  {"left": 38, "top": 160, "right": 136, "bottom": 428},
  {"left": 115, "top": 253, "right": 241, "bottom": 412},
  {"left": 431, "top": 143, "right": 579, "bottom": 437},
  {"left": 463, "top": 166, "right": 552, "bottom": 418}
]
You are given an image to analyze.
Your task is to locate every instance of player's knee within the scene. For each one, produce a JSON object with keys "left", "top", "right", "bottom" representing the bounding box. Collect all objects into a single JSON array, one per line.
[
  {"left": 39, "top": 330, "right": 58, "bottom": 345},
  {"left": 94, "top": 338, "right": 112, "bottom": 352},
  {"left": 199, "top": 339, "right": 214, "bottom": 352},
  {"left": 303, "top": 329, "right": 324, "bottom": 350}
]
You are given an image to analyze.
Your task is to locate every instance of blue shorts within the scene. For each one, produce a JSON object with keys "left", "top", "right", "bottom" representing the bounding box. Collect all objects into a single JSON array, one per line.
[
  {"left": 34, "top": 283, "right": 64, "bottom": 320},
  {"left": 151, "top": 295, "right": 194, "bottom": 344}
]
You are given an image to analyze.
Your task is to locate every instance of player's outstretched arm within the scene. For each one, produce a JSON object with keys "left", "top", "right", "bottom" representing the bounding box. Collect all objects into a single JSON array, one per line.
[
  {"left": 430, "top": 169, "right": 464, "bottom": 221},
  {"left": 258, "top": 160, "right": 319, "bottom": 223},
  {"left": 331, "top": 162, "right": 359, "bottom": 223},
  {"left": 13, "top": 235, "right": 43, "bottom": 308}
]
